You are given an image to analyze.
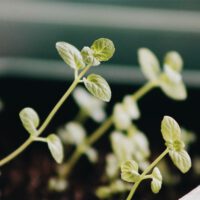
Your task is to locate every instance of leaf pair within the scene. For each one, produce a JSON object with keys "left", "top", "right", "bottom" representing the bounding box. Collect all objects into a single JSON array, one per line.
[
  {"left": 121, "top": 160, "right": 162, "bottom": 194},
  {"left": 19, "top": 108, "right": 64, "bottom": 164},
  {"left": 56, "top": 38, "right": 115, "bottom": 70},
  {"left": 161, "top": 116, "right": 192, "bottom": 173},
  {"left": 138, "top": 48, "right": 187, "bottom": 100}
]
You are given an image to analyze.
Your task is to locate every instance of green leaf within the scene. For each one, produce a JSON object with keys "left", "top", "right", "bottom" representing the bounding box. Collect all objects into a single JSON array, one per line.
[
  {"left": 151, "top": 167, "right": 162, "bottom": 194},
  {"left": 91, "top": 38, "right": 115, "bottom": 61},
  {"left": 83, "top": 74, "right": 111, "bottom": 102},
  {"left": 169, "top": 149, "right": 192, "bottom": 173},
  {"left": 164, "top": 51, "right": 183, "bottom": 72},
  {"left": 56, "top": 42, "right": 85, "bottom": 70},
  {"left": 47, "top": 134, "right": 64, "bottom": 164},
  {"left": 81, "top": 46, "right": 100, "bottom": 66},
  {"left": 161, "top": 116, "right": 181, "bottom": 143},
  {"left": 19, "top": 107, "right": 40, "bottom": 135},
  {"left": 121, "top": 160, "right": 140, "bottom": 183},
  {"left": 159, "top": 74, "right": 187, "bottom": 100},
  {"left": 138, "top": 48, "right": 161, "bottom": 81}
]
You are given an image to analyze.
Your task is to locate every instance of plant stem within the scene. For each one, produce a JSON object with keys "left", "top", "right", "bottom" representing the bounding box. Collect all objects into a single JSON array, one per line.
[
  {"left": 131, "top": 80, "right": 158, "bottom": 101},
  {"left": 59, "top": 116, "right": 113, "bottom": 178},
  {"left": 0, "top": 137, "right": 33, "bottom": 167},
  {"left": 60, "top": 81, "right": 157, "bottom": 177},
  {"left": 0, "top": 65, "right": 91, "bottom": 167},
  {"left": 126, "top": 148, "right": 169, "bottom": 200}
]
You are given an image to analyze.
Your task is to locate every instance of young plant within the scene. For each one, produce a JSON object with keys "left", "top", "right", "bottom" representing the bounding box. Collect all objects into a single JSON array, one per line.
[
  {"left": 53, "top": 48, "right": 187, "bottom": 187},
  {"left": 0, "top": 38, "right": 115, "bottom": 167},
  {"left": 122, "top": 116, "right": 192, "bottom": 200}
]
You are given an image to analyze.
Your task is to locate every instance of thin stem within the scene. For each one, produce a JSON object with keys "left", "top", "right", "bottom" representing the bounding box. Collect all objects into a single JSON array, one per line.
[
  {"left": 74, "top": 109, "right": 88, "bottom": 124},
  {"left": 131, "top": 80, "right": 158, "bottom": 101},
  {"left": 0, "top": 137, "right": 33, "bottom": 167},
  {"left": 60, "top": 81, "right": 157, "bottom": 178},
  {"left": 126, "top": 148, "right": 169, "bottom": 200},
  {"left": 0, "top": 65, "right": 91, "bottom": 167},
  {"left": 34, "top": 137, "right": 47, "bottom": 143}
]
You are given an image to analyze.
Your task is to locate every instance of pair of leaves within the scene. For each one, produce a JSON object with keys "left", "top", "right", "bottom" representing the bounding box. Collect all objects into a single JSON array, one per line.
[
  {"left": 121, "top": 160, "right": 162, "bottom": 194},
  {"left": 138, "top": 48, "right": 187, "bottom": 100},
  {"left": 56, "top": 38, "right": 115, "bottom": 70},
  {"left": 161, "top": 116, "right": 192, "bottom": 173},
  {"left": 19, "top": 108, "right": 64, "bottom": 164},
  {"left": 113, "top": 96, "right": 140, "bottom": 130}
]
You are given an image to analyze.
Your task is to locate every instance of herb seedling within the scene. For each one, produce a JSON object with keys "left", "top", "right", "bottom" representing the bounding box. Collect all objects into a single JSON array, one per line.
[{"left": 0, "top": 38, "right": 115, "bottom": 166}]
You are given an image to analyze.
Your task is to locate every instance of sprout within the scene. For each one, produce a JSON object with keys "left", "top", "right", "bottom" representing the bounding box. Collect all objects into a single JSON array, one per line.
[{"left": 138, "top": 48, "right": 187, "bottom": 100}]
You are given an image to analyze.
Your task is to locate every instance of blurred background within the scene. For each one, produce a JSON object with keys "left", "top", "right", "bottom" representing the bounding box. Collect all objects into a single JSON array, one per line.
[{"left": 0, "top": 0, "right": 200, "bottom": 200}]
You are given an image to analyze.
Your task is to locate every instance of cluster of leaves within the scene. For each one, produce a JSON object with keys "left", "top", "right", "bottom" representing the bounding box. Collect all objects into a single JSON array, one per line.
[
  {"left": 16, "top": 38, "right": 115, "bottom": 166},
  {"left": 0, "top": 38, "right": 195, "bottom": 200},
  {"left": 96, "top": 48, "right": 194, "bottom": 199}
]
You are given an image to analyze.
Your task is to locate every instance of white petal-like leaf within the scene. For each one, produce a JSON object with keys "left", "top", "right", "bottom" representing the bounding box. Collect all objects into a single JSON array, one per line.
[
  {"left": 19, "top": 107, "right": 40, "bottom": 135},
  {"left": 169, "top": 149, "right": 192, "bottom": 173},
  {"left": 161, "top": 116, "right": 181, "bottom": 143},
  {"left": 151, "top": 167, "right": 162, "bottom": 194},
  {"left": 121, "top": 160, "right": 140, "bottom": 183},
  {"left": 91, "top": 38, "right": 115, "bottom": 61},
  {"left": 164, "top": 51, "right": 183, "bottom": 72},
  {"left": 56, "top": 42, "right": 85, "bottom": 70},
  {"left": 83, "top": 74, "right": 111, "bottom": 102},
  {"left": 123, "top": 95, "right": 140, "bottom": 120},
  {"left": 138, "top": 48, "right": 161, "bottom": 81},
  {"left": 58, "top": 121, "right": 86, "bottom": 145},
  {"left": 159, "top": 74, "right": 187, "bottom": 100},
  {"left": 81, "top": 46, "right": 100, "bottom": 66},
  {"left": 47, "top": 134, "right": 64, "bottom": 164},
  {"left": 106, "top": 154, "right": 119, "bottom": 179},
  {"left": 85, "top": 147, "right": 98, "bottom": 163},
  {"left": 113, "top": 103, "right": 132, "bottom": 130}
]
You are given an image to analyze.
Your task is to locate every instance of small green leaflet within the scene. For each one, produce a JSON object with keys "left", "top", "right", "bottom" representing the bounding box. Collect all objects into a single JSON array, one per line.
[
  {"left": 47, "top": 134, "right": 64, "bottom": 164},
  {"left": 159, "top": 73, "right": 187, "bottom": 100},
  {"left": 169, "top": 149, "right": 191, "bottom": 173},
  {"left": 83, "top": 74, "right": 111, "bottom": 102},
  {"left": 138, "top": 48, "right": 161, "bottom": 81},
  {"left": 56, "top": 42, "right": 85, "bottom": 70},
  {"left": 164, "top": 51, "right": 183, "bottom": 72},
  {"left": 151, "top": 167, "right": 162, "bottom": 194},
  {"left": 121, "top": 160, "right": 140, "bottom": 183},
  {"left": 91, "top": 38, "right": 115, "bottom": 61},
  {"left": 161, "top": 116, "right": 192, "bottom": 173},
  {"left": 161, "top": 116, "right": 181, "bottom": 143},
  {"left": 19, "top": 107, "right": 40, "bottom": 135}
]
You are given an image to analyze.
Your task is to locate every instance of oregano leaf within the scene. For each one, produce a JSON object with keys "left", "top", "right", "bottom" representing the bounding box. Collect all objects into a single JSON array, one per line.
[
  {"left": 83, "top": 74, "right": 111, "bottom": 102},
  {"left": 91, "top": 38, "right": 115, "bottom": 61},
  {"left": 121, "top": 160, "right": 140, "bottom": 183},
  {"left": 19, "top": 107, "right": 40, "bottom": 135},
  {"left": 47, "top": 134, "right": 64, "bottom": 164},
  {"left": 169, "top": 149, "right": 192, "bottom": 173},
  {"left": 159, "top": 74, "right": 187, "bottom": 100},
  {"left": 161, "top": 116, "right": 181, "bottom": 143},
  {"left": 81, "top": 46, "right": 100, "bottom": 66},
  {"left": 151, "top": 167, "right": 162, "bottom": 194},
  {"left": 56, "top": 42, "right": 85, "bottom": 70},
  {"left": 164, "top": 51, "right": 183, "bottom": 72},
  {"left": 138, "top": 48, "right": 161, "bottom": 81}
]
